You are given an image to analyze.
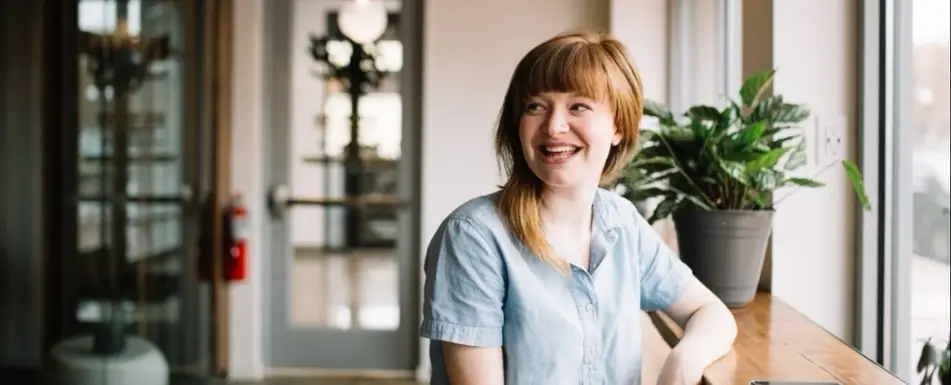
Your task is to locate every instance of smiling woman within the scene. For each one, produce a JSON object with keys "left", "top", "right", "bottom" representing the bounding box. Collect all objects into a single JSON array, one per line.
[{"left": 419, "top": 31, "right": 737, "bottom": 385}]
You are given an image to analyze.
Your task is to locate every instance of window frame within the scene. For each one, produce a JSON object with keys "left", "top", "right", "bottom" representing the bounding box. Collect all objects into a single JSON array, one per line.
[{"left": 856, "top": 0, "right": 915, "bottom": 381}]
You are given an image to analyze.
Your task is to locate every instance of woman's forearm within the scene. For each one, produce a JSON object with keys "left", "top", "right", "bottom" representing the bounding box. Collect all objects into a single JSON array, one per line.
[
  {"left": 672, "top": 301, "right": 737, "bottom": 368},
  {"left": 442, "top": 342, "right": 505, "bottom": 385}
]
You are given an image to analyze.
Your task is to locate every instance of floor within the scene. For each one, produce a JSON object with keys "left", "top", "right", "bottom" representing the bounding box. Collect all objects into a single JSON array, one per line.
[
  {"left": 0, "top": 370, "right": 421, "bottom": 385},
  {"left": 226, "top": 379, "right": 420, "bottom": 385},
  {"left": 290, "top": 249, "right": 400, "bottom": 331}
]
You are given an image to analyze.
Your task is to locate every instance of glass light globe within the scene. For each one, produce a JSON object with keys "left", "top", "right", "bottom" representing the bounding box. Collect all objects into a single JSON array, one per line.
[{"left": 338, "top": 0, "right": 388, "bottom": 44}]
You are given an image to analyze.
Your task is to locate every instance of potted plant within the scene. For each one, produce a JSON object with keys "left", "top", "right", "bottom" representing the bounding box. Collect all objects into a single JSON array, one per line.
[
  {"left": 627, "top": 69, "right": 871, "bottom": 308},
  {"left": 918, "top": 335, "right": 950, "bottom": 385}
]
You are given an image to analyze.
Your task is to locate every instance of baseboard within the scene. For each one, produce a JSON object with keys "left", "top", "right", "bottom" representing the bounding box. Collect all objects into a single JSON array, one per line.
[
  {"left": 415, "top": 363, "right": 431, "bottom": 383},
  {"left": 227, "top": 361, "right": 266, "bottom": 381}
]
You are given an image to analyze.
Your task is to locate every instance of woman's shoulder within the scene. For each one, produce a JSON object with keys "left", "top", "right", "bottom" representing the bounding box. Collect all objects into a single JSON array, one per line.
[
  {"left": 595, "top": 187, "right": 641, "bottom": 226},
  {"left": 437, "top": 191, "right": 506, "bottom": 238},
  {"left": 425, "top": 192, "right": 508, "bottom": 267}
]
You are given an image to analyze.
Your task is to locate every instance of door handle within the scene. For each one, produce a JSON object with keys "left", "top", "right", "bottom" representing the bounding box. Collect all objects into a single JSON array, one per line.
[
  {"left": 267, "top": 183, "right": 410, "bottom": 219},
  {"left": 267, "top": 184, "right": 292, "bottom": 218}
]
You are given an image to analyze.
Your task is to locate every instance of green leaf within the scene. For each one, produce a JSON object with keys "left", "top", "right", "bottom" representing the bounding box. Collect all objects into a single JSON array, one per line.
[
  {"left": 640, "top": 170, "right": 679, "bottom": 185},
  {"left": 747, "top": 190, "right": 767, "bottom": 209},
  {"left": 688, "top": 119, "right": 710, "bottom": 139},
  {"left": 686, "top": 105, "right": 722, "bottom": 122},
  {"left": 747, "top": 147, "right": 793, "bottom": 172},
  {"left": 647, "top": 195, "right": 680, "bottom": 224},
  {"left": 769, "top": 135, "right": 799, "bottom": 149},
  {"left": 627, "top": 187, "right": 669, "bottom": 202},
  {"left": 719, "top": 160, "right": 751, "bottom": 185},
  {"left": 784, "top": 144, "right": 808, "bottom": 170},
  {"left": 919, "top": 340, "right": 938, "bottom": 373},
  {"left": 740, "top": 69, "right": 776, "bottom": 107},
  {"left": 668, "top": 186, "right": 714, "bottom": 210},
  {"left": 785, "top": 177, "right": 825, "bottom": 187},
  {"left": 842, "top": 160, "right": 872, "bottom": 211},
  {"left": 735, "top": 120, "right": 768, "bottom": 147},
  {"left": 715, "top": 104, "right": 737, "bottom": 134},
  {"left": 630, "top": 156, "right": 676, "bottom": 168},
  {"left": 751, "top": 168, "right": 783, "bottom": 191},
  {"left": 644, "top": 99, "right": 675, "bottom": 126},
  {"left": 723, "top": 150, "right": 769, "bottom": 162},
  {"left": 774, "top": 103, "right": 811, "bottom": 124}
]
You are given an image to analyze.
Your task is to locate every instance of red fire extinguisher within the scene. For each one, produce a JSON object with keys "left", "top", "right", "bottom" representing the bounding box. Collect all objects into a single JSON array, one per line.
[{"left": 225, "top": 194, "right": 249, "bottom": 281}]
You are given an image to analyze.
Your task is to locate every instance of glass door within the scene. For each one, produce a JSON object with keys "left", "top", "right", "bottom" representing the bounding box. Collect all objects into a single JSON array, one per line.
[
  {"left": 60, "top": 0, "right": 213, "bottom": 379},
  {"left": 265, "top": 0, "right": 419, "bottom": 371}
]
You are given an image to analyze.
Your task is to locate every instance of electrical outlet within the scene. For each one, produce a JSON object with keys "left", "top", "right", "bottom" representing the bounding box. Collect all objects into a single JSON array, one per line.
[{"left": 817, "top": 115, "right": 847, "bottom": 167}]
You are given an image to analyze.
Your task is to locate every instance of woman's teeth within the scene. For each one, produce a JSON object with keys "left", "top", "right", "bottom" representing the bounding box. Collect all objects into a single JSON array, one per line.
[
  {"left": 544, "top": 146, "right": 577, "bottom": 153},
  {"left": 541, "top": 145, "right": 580, "bottom": 162}
]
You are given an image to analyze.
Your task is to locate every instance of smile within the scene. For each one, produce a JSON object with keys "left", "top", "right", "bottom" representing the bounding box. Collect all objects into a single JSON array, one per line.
[{"left": 540, "top": 145, "right": 581, "bottom": 164}]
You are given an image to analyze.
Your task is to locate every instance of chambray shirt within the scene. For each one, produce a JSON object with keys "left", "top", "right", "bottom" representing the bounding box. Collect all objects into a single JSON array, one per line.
[{"left": 420, "top": 188, "right": 693, "bottom": 385}]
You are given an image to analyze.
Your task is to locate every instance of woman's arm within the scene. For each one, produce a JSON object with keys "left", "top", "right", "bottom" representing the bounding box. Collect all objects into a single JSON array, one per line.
[
  {"left": 660, "top": 277, "right": 738, "bottom": 382},
  {"left": 630, "top": 201, "right": 736, "bottom": 383},
  {"left": 443, "top": 342, "right": 505, "bottom": 385},
  {"left": 420, "top": 217, "right": 508, "bottom": 384}
]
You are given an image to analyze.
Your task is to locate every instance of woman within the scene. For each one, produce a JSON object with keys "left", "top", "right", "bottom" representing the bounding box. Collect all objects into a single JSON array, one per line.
[{"left": 419, "top": 31, "right": 737, "bottom": 385}]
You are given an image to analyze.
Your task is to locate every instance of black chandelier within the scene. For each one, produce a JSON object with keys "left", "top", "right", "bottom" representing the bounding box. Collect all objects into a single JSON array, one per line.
[{"left": 308, "top": 1, "right": 399, "bottom": 96}]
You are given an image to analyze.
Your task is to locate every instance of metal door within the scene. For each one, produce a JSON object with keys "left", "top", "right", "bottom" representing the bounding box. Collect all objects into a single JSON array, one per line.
[{"left": 263, "top": 0, "right": 421, "bottom": 371}]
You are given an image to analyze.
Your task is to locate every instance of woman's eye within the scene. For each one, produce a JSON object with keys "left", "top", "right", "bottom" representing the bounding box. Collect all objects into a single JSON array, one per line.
[
  {"left": 570, "top": 103, "right": 592, "bottom": 112},
  {"left": 525, "top": 103, "right": 544, "bottom": 113}
]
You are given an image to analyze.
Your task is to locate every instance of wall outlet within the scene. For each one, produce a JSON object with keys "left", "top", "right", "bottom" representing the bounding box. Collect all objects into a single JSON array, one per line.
[{"left": 816, "top": 114, "right": 847, "bottom": 167}]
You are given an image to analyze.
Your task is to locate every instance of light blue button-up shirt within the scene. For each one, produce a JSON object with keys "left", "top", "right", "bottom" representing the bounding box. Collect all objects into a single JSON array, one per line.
[{"left": 420, "top": 188, "right": 693, "bottom": 385}]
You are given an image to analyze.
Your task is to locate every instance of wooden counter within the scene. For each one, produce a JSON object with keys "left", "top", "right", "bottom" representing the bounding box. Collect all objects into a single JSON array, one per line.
[{"left": 649, "top": 293, "right": 907, "bottom": 385}]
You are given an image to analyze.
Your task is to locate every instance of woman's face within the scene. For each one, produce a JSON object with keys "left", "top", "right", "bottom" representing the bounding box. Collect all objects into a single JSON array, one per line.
[{"left": 518, "top": 91, "right": 621, "bottom": 190}]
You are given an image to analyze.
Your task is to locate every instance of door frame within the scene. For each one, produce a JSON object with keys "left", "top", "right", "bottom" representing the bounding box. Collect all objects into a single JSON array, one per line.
[
  {"left": 261, "top": 0, "right": 423, "bottom": 372},
  {"left": 198, "top": 0, "right": 235, "bottom": 375}
]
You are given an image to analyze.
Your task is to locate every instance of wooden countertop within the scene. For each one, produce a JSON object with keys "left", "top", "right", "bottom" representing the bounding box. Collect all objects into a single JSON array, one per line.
[{"left": 649, "top": 292, "right": 907, "bottom": 385}]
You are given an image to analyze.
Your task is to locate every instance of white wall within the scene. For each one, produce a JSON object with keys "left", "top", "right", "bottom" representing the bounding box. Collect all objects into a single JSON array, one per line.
[
  {"left": 229, "top": 0, "right": 266, "bottom": 379},
  {"left": 610, "top": 0, "right": 669, "bottom": 103},
  {"left": 769, "top": 0, "right": 859, "bottom": 341}
]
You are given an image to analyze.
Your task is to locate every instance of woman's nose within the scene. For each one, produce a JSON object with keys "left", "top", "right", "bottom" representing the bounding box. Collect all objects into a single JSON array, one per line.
[{"left": 544, "top": 110, "right": 569, "bottom": 135}]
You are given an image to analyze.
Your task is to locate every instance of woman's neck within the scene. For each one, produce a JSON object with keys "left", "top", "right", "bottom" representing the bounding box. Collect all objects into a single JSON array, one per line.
[{"left": 539, "top": 184, "right": 598, "bottom": 234}]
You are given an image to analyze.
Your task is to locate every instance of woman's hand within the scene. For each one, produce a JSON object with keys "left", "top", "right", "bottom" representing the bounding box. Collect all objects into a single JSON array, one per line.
[{"left": 656, "top": 349, "right": 705, "bottom": 385}]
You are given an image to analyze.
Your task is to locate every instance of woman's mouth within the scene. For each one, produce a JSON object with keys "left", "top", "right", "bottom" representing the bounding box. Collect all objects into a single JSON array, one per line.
[{"left": 540, "top": 145, "right": 581, "bottom": 164}]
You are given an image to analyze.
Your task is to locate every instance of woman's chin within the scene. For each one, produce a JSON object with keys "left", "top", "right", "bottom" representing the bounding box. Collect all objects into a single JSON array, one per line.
[{"left": 537, "top": 175, "right": 587, "bottom": 190}]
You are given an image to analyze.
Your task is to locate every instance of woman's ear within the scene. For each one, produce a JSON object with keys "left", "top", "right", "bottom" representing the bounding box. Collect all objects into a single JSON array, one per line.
[{"left": 611, "top": 130, "right": 622, "bottom": 146}]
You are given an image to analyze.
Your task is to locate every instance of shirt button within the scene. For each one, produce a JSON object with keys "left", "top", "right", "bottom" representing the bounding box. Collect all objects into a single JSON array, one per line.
[{"left": 585, "top": 303, "right": 594, "bottom": 312}]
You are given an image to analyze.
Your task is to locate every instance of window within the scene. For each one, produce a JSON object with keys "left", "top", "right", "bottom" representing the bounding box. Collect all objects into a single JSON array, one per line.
[
  {"left": 870, "top": 0, "right": 951, "bottom": 381},
  {"left": 907, "top": 0, "right": 950, "bottom": 382}
]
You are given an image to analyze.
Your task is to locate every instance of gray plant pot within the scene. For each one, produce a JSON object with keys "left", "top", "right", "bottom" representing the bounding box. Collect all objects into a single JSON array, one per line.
[{"left": 672, "top": 209, "right": 773, "bottom": 308}]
